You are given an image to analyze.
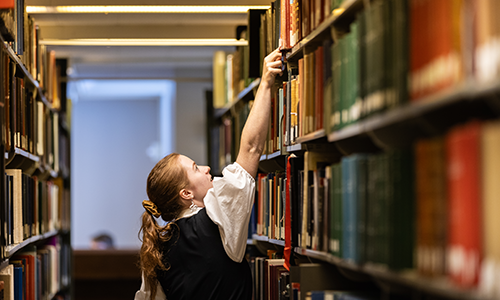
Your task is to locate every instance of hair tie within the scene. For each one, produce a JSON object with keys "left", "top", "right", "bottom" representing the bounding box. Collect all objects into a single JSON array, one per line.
[{"left": 142, "top": 200, "right": 162, "bottom": 218}]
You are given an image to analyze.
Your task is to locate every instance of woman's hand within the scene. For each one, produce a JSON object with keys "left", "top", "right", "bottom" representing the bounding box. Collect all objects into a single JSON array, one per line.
[{"left": 261, "top": 48, "right": 283, "bottom": 88}]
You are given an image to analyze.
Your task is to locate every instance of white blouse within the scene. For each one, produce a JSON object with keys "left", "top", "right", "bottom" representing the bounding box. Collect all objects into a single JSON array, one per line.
[{"left": 134, "top": 162, "right": 256, "bottom": 300}]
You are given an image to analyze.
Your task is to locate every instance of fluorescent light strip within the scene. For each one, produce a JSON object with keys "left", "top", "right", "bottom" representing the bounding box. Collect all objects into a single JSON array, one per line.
[
  {"left": 27, "top": 5, "right": 270, "bottom": 14},
  {"left": 40, "top": 38, "right": 248, "bottom": 46}
]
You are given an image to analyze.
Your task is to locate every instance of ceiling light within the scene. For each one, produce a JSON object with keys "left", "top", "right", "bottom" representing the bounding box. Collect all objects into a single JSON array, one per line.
[
  {"left": 27, "top": 5, "right": 270, "bottom": 14},
  {"left": 40, "top": 38, "right": 248, "bottom": 47}
]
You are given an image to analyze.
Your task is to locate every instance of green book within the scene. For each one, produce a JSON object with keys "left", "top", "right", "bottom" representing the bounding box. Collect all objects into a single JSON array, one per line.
[
  {"left": 388, "top": 149, "right": 415, "bottom": 270},
  {"left": 331, "top": 40, "right": 341, "bottom": 132},
  {"left": 392, "top": 0, "right": 409, "bottom": 107},
  {"left": 329, "top": 163, "right": 342, "bottom": 257}
]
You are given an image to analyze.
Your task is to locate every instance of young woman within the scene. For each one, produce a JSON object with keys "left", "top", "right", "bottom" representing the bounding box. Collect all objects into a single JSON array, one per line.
[{"left": 135, "top": 48, "right": 283, "bottom": 300}]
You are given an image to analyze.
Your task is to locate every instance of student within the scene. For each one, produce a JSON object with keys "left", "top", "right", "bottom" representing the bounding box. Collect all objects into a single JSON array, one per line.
[
  {"left": 135, "top": 47, "right": 283, "bottom": 300},
  {"left": 90, "top": 232, "right": 114, "bottom": 250}
]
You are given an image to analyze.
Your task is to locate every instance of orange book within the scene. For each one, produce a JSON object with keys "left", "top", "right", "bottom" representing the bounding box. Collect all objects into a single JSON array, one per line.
[
  {"left": 414, "top": 137, "right": 447, "bottom": 277},
  {"left": 0, "top": 0, "right": 14, "bottom": 9},
  {"left": 431, "top": 0, "right": 454, "bottom": 93}
]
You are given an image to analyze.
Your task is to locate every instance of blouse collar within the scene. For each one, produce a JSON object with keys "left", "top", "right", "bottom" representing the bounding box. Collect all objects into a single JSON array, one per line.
[{"left": 177, "top": 205, "right": 203, "bottom": 220}]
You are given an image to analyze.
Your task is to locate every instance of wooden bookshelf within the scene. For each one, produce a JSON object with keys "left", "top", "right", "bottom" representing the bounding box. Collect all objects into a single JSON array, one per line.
[
  {"left": 214, "top": 78, "right": 261, "bottom": 119},
  {"left": 5, "top": 230, "right": 59, "bottom": 257},
  {"left": 0, "top": 3, "right": 72, "bottom": 299},
  {"left": 209, "top": 0, "right": 500, "bottom": 299}
]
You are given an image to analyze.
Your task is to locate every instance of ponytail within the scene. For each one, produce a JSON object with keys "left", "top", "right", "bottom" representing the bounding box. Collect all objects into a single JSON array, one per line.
[
  {"left": 138, "top": 153, "right": 189, "bottom": 300},
  {"left": 139, "top": 212, "right": 177, "bottom": 300}
]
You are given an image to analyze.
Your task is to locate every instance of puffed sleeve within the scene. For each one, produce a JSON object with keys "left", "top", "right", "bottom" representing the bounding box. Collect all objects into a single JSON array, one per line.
[
  {"left": 134, "top": 273, "right": 167, "bottom": 300},
  {"left": 204, "top": 162, "right": 256, "bottom": 262}
]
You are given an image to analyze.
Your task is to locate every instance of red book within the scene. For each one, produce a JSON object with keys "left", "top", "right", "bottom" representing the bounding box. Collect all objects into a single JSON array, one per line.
[{"left": 445, "top": 121, "right": 483, "bottom": 287}]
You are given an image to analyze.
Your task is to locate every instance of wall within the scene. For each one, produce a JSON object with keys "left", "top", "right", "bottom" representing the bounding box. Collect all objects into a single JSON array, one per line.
[{"left": 71, "top": 98, "right": 160, "bottom": 249}]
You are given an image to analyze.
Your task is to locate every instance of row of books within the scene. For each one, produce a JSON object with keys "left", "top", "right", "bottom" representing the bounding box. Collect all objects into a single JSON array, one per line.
[
  {"left": 259, "top": 0, "right": 346, "bottom": 53},
  {"left": 258, "top": 0, "right": 500, "bottom": 151},
  {"left": 250, "top": 251, "right": 362, "bottom": 300},
  {"left": 212, "top": 25, "right": 257, "bottom": 109},
  {"left": 213, "top": 50, "right": 244, "bottom": 109},
  {"left": 210, "top": 100, "right": 253, "bottom": 174},
  {"left": 1, "top": 171, "right": 69, "bottom": 261},
  {"left": 256, "top": 172, "right": 286, "bottom": 240},
  {"left": 0, "top": 48, "right": 67, "bottom": 175},
  {"left": 0, "top": 0, "right": 62, "bottom": 110},
  {"left": 252, "top": 118, "right": 500, "bottom": 295},
  {"left": 211, "top": 0, "right": 343, "bottom": 110},
  {"left": 0, "top": 236, "right": 70, "bottom": 300},
  {"left": 252, "top": 257, "right": 289, "bottom": 300},
  {"left": 307, "top": 291, "right": 377, "bottom": 300}
]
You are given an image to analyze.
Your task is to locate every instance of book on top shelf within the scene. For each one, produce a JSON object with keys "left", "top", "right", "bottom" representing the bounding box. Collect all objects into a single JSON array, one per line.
[{"left": 409, "top": 0, "right": 464, "bottom": 101}]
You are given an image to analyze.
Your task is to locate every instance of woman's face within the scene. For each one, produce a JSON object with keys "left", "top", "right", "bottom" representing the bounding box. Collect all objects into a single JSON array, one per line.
[{"left": 178, "top": 155, "right": 213, "bottom": 204}]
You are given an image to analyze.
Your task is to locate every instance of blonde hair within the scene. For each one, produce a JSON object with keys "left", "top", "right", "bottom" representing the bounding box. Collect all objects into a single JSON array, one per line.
[{"left": 138, "top": 153, "right": 189, "bottom": 299}]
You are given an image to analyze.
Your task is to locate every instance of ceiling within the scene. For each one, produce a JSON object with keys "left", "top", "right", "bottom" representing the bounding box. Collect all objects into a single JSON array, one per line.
[{"left": 26, "top": 0, "right": 270, "bottom": 80}]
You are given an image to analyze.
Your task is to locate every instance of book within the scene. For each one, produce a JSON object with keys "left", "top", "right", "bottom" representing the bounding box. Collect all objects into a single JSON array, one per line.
[
  {"left": 12, "top": 246, "right": 36, "bottom": 300},
  {"left": 474, "top": 0, "right": 500, "bottom": 82},
  {"left": 366, "top": 150, "right": 416, "bottom": 269},
  {"left": 445, "top": 120, "right": 482, "bottom": 287},
  {"left": 212, "top": 51, "right": 227, "bottom": 108},
  {"left": 314, "top": 46, "right": 324, "bottom": 131},
  {"left": 301, "top": 150, "right": 340, "bottom": 249},
  {"left": 341, "top": 154, "right": 368, "bottom": 264},
  {"left": 409, "top": 0, "right": 464, "bottom": 101},
  {"left": 328, "top": 162, "right": 342, "bottom": 257},
  {"left": 414, "top": 137, "right": 447, "bottom": 277},
  {"left": 13, "top": 265, "right": 22, "bottom": 300},
  {"left": 267, "top": 259, "right": 286, "bottom": 300},
  {"left": 5, "top": 169, "right": 22, "bottom": 244},
  {"left": 479, "top": 120, "right": 500, "bottom": 296},
  {"left": 0, "top": 265, "right": 13, "bottom": 300}
]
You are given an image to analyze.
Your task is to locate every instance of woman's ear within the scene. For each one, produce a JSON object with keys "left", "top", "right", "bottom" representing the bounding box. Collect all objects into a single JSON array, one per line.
[{"left": 179, "top": 188, "right": 193, "bottom": 201}]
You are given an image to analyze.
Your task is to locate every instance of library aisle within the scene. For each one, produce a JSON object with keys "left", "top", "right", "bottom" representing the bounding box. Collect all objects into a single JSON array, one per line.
[{"left": 2, "top": 0, "right": 500, "bottom": 300}]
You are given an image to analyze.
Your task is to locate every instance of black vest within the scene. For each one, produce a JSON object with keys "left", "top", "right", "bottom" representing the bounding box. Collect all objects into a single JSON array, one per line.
[{"left": 157, "top": 208, "right": 253, "bottom": 300}]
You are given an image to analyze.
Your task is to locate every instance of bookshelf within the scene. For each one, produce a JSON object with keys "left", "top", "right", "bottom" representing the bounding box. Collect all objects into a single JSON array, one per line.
[
  {"left": 0, "top": 2, "right": 72, "bottom": 300},
  {"left": 209, "top": 0, "right": 500, "bottom": 299}
]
